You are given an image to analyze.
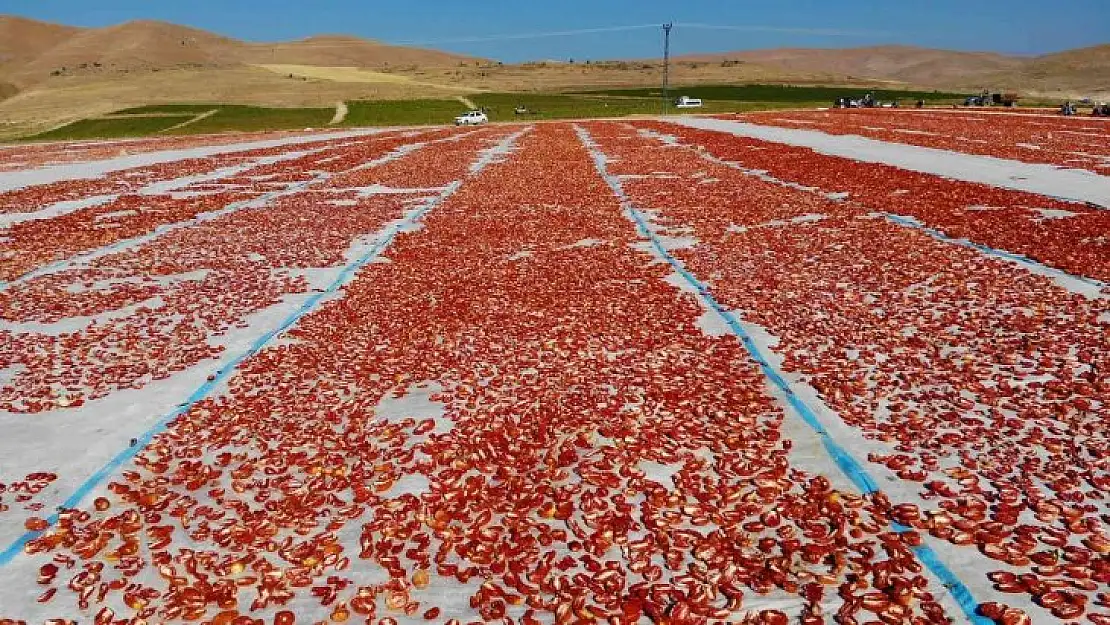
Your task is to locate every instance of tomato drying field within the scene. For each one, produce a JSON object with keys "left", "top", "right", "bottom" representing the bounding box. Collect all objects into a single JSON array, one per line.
[{"left": 0, "top": 114, "right": 1107, "bottom": 625}]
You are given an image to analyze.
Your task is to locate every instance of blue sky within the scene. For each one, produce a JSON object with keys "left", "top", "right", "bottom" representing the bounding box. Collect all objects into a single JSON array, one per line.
[{"left": 6, "top": 0, "right": 1108, "bottom": 60}]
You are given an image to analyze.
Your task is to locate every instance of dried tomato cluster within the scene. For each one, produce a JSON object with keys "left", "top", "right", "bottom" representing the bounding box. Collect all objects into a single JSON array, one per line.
[
  {"left": 0, "top": 473, "right": 58, "bottom": 515},
  {"left": 583, "top": 121, "right": 1109, "bottom": 625},
  {"left": 5, "top": 124, "right": 962, "bottom": 624},
  {"left": 0, "top": 134, "right": 368, "bottom": 218},
  {"left": 0, "top": 129, "right": 482, "bottom": 414},
  {"left": 2, "top": 124, "right": 919, "bottom": 621},
  {"left": 727, "top": 109, "right": 1110, "bottom": 174},
  {"left": 0, "top": 129, "right": 331, "bottom": 173},
  {"left": 1, "top": 120, "right": 1105, "bottom": 625},
  {"left": 636, "top": 120, "right": 1110, "bottom": 284}
]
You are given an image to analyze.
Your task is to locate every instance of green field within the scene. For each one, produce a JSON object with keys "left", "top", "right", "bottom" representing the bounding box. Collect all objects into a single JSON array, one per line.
[
  {"left": 347, "top": 93, "right": 823, "bottom": 126},
  {"left": 474, "top": 93, "right": 830, "bottom": 119},
  {"left": 32, "top": 116, "right": 197, "bottom": 140},
  {"left": 580, "top": 84, "right": 970, "bottom": 103},
  {"left": 343, "top": 100, "right": 465, "bottom": 127},
  {"left": 28, "top": 105, "right": 335, "bottom": 141},
  {"left": 18, "top": 84, "right": 977, "bottom": 141},
  {"left": 114, "top": 104, "right": 224, "bottom": 115},
  {"left": 166, "top": 105, "right": 334, "bottom": 134},
  {"left": 343, "top": 95, "right": 656, "bottom": 126},
  {"left": 472, "top": 93, "right": 657, "bottom": 120}
]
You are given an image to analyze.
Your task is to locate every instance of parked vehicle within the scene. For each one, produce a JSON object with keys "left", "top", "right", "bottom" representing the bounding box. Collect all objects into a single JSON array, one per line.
[
  {"left": 965, "top": 91, "right": 1019, "bottom": 107},
  {"left": 454, "top": 110, "right": 489, "bottom": 126},
  {"left": 674, "top": 96, "right": 703, "bottom": 109},
  {"left": 835, "top": 93, "right": 883, "bottom": 109},
  {"left": 966, "top": 90, "right": 993, "bottom": 106}
]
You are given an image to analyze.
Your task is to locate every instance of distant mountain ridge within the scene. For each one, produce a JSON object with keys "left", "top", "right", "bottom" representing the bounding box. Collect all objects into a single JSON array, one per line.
[{"left": 679, "top": 44, "right": 1110, "bottom": 95}]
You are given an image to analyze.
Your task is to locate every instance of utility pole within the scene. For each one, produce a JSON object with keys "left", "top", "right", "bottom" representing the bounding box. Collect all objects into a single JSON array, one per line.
[{"left": 662, "top": 23, "right": 673, "bottom": 116}]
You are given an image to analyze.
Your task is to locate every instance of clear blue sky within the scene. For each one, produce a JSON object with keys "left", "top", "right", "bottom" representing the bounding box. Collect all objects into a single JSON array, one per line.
[{"left": 6, "top": 0, "right": 1108, "bottom": 61}]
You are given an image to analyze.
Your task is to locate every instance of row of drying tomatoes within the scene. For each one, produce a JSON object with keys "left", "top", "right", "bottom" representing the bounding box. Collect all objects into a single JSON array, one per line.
[
  {"left": 0, "top": 129, "right": 481, "bottom": 416},
  {"left": 11, "top": 124, "right": 966, "bottom": 625},
  {"left": 735, "top": 109, "right": 1110, "bottom": 173},
  {"left": 584, "top": 121, "right": 1108, "bottom": 624}
]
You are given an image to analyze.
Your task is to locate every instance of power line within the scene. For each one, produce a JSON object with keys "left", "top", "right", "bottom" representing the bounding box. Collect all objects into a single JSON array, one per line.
[
  {"left": 393, "top": 22, "right": 885, "bottom": 47},
  {"left": 396, "top": 24, "right": 660, "bottom": 46}
]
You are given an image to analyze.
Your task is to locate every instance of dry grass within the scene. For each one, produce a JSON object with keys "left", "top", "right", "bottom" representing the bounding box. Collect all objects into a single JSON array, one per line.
[
  {"left": 240, "top": 36, "right": 484, "bottom": 68},
  {"left": 0, "top": 66, "right": 481, "bottom": 131},
  {"left": 424, "top": 60, "right": 836, "bottom": 92},
  {"left": 255, "top": 64, "right": 481, "bottom": 92}
]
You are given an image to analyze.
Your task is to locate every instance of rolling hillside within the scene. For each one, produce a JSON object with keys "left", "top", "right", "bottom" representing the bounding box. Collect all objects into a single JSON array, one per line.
[
  {"left": 0, "top": 15, "right": 488, "bottom": 131},
  {"left": 0, "top": 15, "right": 80, "bottom": 67},
  {"left": 0, "top": 16, "right": 481, "bottom": 88},
  {"left": 0, "top": 14, "right": 1104, "bottom": 133},
  {"left": 6, "top": 20, "right": 241, "bottom": 84}
]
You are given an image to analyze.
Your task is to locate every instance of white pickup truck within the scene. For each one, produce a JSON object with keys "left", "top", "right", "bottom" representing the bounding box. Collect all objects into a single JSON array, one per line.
[
  {"left": 674, "top": 96, "right": 703, "bottom": 109},
  {"left": 454, "top": 110, "right": 489, "bottom": 126}
]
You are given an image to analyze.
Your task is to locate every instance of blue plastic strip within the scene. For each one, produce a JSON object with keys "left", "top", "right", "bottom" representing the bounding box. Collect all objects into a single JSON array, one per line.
[
  {"left": 0, "top": 214, "right": 415, "bottom": 566},
  {"left": 629, "top": 206, "right": 991, "bottom": 624},
  {"left": 627, "top": 208, "right": 886, "bottom": 492},
  {"left": 882, "top": 213, "right": 1106, "bottom": 293},
  {"left": 0, "top": 127, "right": 526, "bottom": 566},
  {"left": 578, "top": 125, "right": 991, "bottom": 625}
]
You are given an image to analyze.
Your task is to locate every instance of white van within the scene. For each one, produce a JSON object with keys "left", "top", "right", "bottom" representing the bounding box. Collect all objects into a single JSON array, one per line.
[
  {"left": 454, "top": 110, "right": 489, "bottom": 126},
  {"left": 674, "top": 96, "right": 703, "bottom": 109}
]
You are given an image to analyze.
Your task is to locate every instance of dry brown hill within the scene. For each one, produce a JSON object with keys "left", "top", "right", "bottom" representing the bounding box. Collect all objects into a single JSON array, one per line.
[
  {"left": 0, "top": 15, "right": 80, "bottom": 66},
  {"left": 1034, "top": 44, "right": 1110, "bottom": 71},
  {"left": 0, "top": 16, "right": 482, "bottom": 88},
  {"left": 1019, "top": 45, "right": 1110, "bottom": 95},
  {"left": 239, "top": 35, "right": 481, "bottom": 68},
  {"left": 7, "top": 20, "right": 241, "bottom": 85},
  {"left": 686, "top": 46, "right": 1024, "bottom": 84},
  {"left": 0, "top": 15, "right": 79, "bottom": 100},
  {"left": 0, "top": 15, "right": 489, "bottom": 130}
]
